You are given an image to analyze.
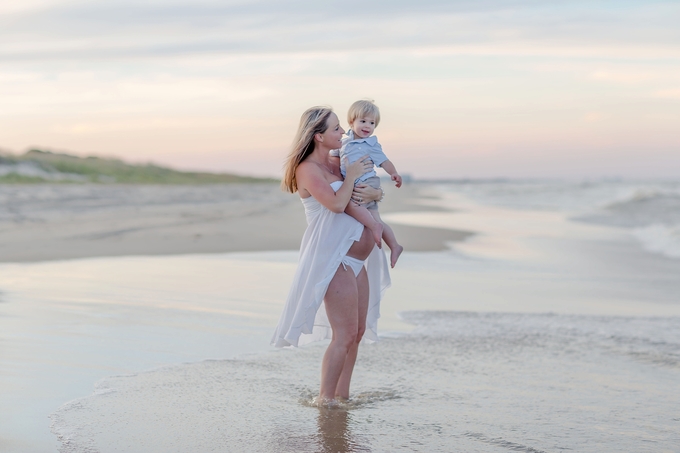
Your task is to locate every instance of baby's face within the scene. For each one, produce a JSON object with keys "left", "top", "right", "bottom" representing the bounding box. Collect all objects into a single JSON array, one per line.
[{"left": 350, "top": 116, "right": 376, "bottom": 139}]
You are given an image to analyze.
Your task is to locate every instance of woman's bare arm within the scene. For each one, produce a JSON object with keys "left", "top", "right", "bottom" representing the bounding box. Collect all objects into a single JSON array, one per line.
[{"left": 297, "top": 156, "right": 372, "bottom": 213}]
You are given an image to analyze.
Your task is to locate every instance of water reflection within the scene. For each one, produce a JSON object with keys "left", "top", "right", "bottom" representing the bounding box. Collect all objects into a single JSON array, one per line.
[{"left": 316, "top": 407, "right": 370, "bottom": 453}]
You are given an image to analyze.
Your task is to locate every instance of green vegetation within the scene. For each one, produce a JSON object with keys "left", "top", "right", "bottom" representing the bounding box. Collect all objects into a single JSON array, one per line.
[
  {"left": 0, "top": 173, "right": 48, "bottom": 184},
  {"left": 0, "top": 149, "right": 278, "bottom": 184}
]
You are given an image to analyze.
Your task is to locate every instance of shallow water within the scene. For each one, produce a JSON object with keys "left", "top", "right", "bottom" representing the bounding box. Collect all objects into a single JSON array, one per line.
[
  {"left": 4, "top": 181, "right": 680, "bottom": 452},
  {"left": 435, "top": 180, "right": 680, "bottom": 261},
  {"left": 51, "top": 311, "right": 680, "bottom": 453},
  {"left": 0, "top": 253, "right": 291, "bottom": 452}
]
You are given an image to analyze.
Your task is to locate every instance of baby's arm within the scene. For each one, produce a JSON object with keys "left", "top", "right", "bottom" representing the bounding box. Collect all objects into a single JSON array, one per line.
[{"left": 379, "top": 160, "right": 402, "bottom": 188}]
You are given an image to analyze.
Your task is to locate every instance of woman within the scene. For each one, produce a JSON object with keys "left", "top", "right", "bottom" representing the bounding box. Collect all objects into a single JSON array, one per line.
[{"left": 271, "top": 106, "right": 390, "bottom": 402}]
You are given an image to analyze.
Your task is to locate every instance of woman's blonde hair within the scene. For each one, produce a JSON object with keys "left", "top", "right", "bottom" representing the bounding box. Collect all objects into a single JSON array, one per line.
[
  {"left": 347, "top": 99, "right": 380, "bottom": 126},
  {"left": 281, "top": 106, "right": 333, "bottom": 193}
]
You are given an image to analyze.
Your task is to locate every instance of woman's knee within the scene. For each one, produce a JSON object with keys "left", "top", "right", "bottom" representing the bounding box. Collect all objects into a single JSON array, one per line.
[{"left": 334, "top": 330, "right": 357, "bottom": 350}]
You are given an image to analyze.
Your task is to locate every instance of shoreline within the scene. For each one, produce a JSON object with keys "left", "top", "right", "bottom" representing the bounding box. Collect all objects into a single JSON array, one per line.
[
  {"left": 0, "top": 182, "right": 472, "bottom": 263},
  {"left": 3, "top": 181, "right": 680, "bottom": 452},
  {"left": 0, "top": 182, "right": 472, "bottom": 452}
]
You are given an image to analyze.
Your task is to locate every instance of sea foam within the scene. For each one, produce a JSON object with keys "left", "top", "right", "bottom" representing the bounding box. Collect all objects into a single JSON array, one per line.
[
  {"left": 437, "top": 180, "right": 680, "bottom": 260},
  {"left": 50, "top": 311, "right": 680, "bottom": 453}
]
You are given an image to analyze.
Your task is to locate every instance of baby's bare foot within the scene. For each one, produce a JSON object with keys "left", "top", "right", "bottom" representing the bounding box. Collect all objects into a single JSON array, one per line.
[
  {"left": 390, "top": 244, "right": 403, "bottom": 268},
  {"left": 370, "top": 222, "right": 384, "bottom": 248}
]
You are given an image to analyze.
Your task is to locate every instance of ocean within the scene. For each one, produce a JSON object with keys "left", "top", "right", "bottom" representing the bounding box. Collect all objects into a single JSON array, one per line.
[
  {"left": 49, "top": 311, "right": 680, "bottom": 453},
  {"left": 438, "top": 179, "right": 680, "bottom": 260},
  {"left": 2, "top": 180, "right": 679, "bottom": 452}
]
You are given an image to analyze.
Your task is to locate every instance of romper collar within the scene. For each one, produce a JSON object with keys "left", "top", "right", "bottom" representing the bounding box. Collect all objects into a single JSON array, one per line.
[{"left": 346, "top": 129, "right": 378, "bottom": 146}]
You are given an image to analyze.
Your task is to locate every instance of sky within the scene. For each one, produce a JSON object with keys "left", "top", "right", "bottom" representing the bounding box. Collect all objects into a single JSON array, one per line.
[{"left": 0, "top": 0, "right": 678, "bottom": 180}]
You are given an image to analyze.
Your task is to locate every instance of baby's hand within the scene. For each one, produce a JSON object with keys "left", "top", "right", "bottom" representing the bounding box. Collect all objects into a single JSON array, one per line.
[{"left": 392, "top": 174, "right": 403, "bottom": 188}]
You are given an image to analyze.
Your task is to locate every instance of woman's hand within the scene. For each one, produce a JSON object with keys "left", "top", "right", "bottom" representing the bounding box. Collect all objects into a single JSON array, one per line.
[
  {"left": 343, "top": 155, "right": 373, "bottom": 183},
  {"left": 351, "top": 184, "right": 383, "bottom": 205}
]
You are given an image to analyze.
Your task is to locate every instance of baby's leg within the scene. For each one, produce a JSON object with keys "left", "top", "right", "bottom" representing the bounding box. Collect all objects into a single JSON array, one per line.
[
  {"left": 345, "top": 203, "right": 383, "bottom": 247},
  {"left": 370, "top": 209, "right": 403, "bottom": 268}
]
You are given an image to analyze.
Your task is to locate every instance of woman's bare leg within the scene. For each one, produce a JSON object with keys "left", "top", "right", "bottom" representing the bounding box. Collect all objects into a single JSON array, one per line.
[
  {"left": 335, "top": 267, "right": 369, "bottom": 399},
  {"left": 318, "top": 265, "right": 360, "bottom": 401},
  {"left": 319, "top": 228, "right": 374, "bottom": 402}
]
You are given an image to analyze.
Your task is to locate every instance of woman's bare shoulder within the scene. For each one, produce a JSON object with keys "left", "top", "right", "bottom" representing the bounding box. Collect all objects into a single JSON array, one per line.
[
  {"left": 296, "top": 160, "right": 325, "bottom": 196},
  {"left": 296, "top": 160, "right": 323, "bottom": 181},
  {"left": 297, "top": 159, "right": 316, "bottom": 172}
]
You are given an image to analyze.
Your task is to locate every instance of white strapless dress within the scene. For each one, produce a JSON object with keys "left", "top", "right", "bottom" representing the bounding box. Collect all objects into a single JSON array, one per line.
[{"left": 271, "top": 180, "right": 391, "bottom": 348}]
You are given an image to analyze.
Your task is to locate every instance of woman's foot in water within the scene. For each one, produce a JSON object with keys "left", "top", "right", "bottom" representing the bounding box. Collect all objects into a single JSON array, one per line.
[{"left": 312, "top": 396, "right": 341, "bottom": 408}]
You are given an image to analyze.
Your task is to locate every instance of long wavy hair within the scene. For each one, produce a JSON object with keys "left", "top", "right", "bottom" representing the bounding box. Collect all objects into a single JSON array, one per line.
[{"left": 281, "top": 106, "right": 333, "bottom": 193}]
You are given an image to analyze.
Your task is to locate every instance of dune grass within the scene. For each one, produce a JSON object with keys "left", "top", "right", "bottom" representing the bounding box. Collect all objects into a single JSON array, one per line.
[{"left": 0, "top": 149, "right": 277, "bottom": 184}]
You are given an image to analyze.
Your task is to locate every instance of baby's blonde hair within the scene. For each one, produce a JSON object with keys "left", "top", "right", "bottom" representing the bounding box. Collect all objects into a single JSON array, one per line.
[{"left": 347, "top": 99, "right": 381, "bottom": 127}]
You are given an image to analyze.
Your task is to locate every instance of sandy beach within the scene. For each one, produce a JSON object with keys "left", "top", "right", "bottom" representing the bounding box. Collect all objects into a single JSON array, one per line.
[
  {"left": 2, "top": 180, "right": 680, "bottom": 452},
  {"left": 0, "top": 182, "right": 471, "bottom": 453},
  {"left": 3, "top": 1, "right": 677, "bottom": 451},
  {"left": 0, "top": 183, "right": 470, "bottom": 263}
]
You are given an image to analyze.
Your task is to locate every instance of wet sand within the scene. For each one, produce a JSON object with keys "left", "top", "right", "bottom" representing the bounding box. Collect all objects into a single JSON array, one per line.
[
  {"left": 0, "top": 182, "right": 472, "bottom": 453},
  {"left": 6, "top": 182, "right": 678, "bottom": 452},
  {"left": 0, "top": 183, "right": 472, "bottom": 263}
]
